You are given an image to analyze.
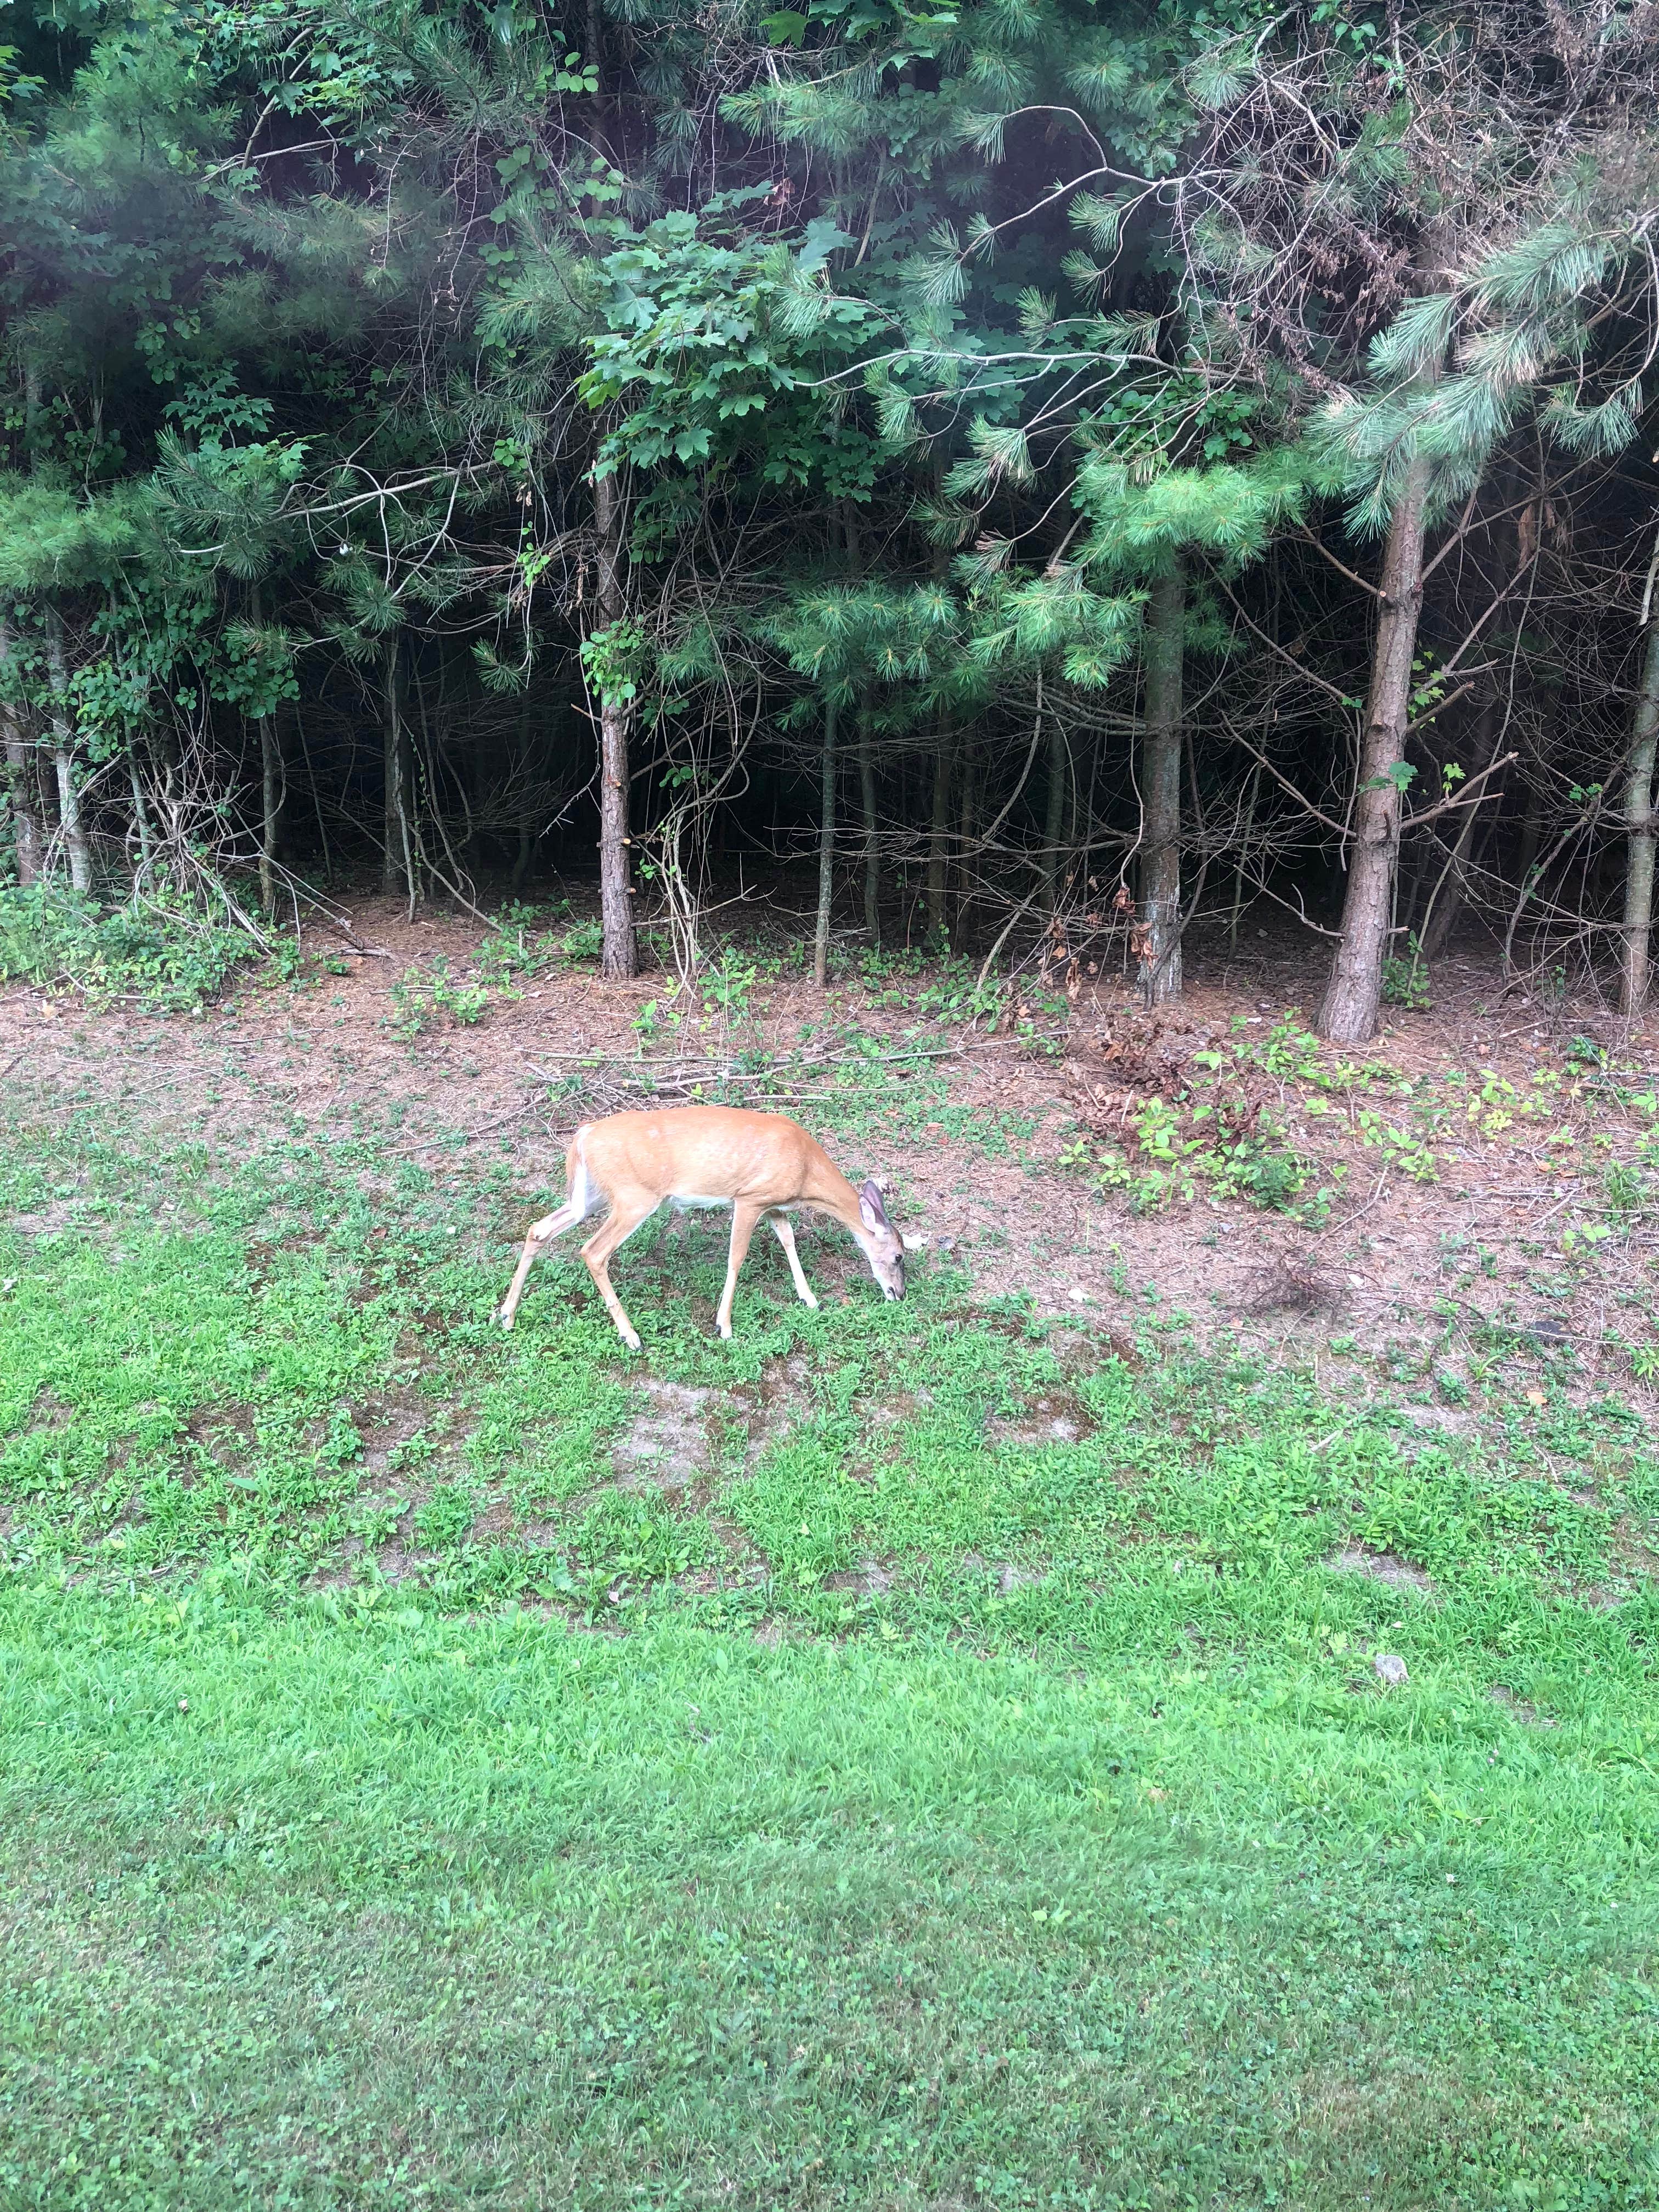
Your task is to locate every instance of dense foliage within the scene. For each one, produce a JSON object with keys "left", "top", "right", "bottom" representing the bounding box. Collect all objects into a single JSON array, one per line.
[{"left": 2, "top": 0, "right": 1658, "bottom": 1034}]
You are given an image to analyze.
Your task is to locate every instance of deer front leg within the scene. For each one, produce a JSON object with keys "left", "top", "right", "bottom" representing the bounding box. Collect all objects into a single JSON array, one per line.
[
  {"left": 716, "top": 1202, "right": 764, "bottom": 1339},
  {"left": 769, "top": 1214, "right": 818, "bottom": 1310},
  {"left": 496, "top": 1200, "right": 582, "bottom": 1329},
  {"left": 580, "top": 1195, "right": 658, "bottom": 1352}
]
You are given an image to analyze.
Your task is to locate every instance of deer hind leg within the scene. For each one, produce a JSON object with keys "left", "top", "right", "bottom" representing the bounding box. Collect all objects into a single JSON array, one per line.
[
  {"left": 580, "top": 1192, "right": 661, "bottom": 1352},
  {"left": 496, "top": 1198, "right": 584, "bottom": 1330},
  {"left": 715, "top": 1202, "right": 765, "bottom": 1340},
  {"left": 769, "top": 1213, "right": 818, "bottom": 1310}
]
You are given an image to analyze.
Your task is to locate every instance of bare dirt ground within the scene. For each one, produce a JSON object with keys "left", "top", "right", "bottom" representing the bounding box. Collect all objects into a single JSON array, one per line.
[{"left": 4, "top": 893, "right": 1656, "bottom": 1402}]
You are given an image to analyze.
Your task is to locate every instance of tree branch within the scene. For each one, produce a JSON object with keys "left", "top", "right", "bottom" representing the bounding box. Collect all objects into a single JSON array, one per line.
[{"left": 1402, "top": 749, "right": 1518, "bottom": 830}]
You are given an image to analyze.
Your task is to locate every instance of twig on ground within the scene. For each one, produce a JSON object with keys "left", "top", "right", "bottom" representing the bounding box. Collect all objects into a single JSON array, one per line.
[{"left": 1306, "top": 1167, "right": 1391, "bottom": 1246}]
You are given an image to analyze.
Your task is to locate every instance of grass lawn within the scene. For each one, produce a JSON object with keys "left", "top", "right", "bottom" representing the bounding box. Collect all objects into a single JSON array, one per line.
[{"left": 3, "top": 1073, "right": 1658, "bottom": 2208}]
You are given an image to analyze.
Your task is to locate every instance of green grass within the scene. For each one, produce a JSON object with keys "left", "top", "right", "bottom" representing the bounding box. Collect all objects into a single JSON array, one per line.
[{"left": 3, "top": 1079, "right": 1659, "bottom": 2208}]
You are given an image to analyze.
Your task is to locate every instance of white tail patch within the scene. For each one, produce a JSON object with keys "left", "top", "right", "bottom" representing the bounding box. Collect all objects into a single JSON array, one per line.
[{"left": 570, "top": 1133, "right": 602, "bottom": 1223}]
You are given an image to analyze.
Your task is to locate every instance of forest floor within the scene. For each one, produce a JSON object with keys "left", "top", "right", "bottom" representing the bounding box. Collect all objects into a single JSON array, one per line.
[{"left": 3, "top": 894, "right": 1659, "bottom": 2209}]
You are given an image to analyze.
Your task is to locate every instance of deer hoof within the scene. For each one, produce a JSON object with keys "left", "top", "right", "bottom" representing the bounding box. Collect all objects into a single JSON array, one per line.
[{"left": 496, "top": 1308, "right": 515, "bottom": 1331}]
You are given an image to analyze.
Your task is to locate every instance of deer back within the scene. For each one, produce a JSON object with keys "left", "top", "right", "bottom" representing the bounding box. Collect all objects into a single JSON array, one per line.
[{"left": 576, "top": 1106, "right": 856, "bottom": 1217}]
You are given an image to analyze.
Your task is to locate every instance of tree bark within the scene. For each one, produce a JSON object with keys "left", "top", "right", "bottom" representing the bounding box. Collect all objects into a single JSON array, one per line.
[
  {"left": 1138, "top": 558, "right": 1185, "bottom": 1003},
  {"left": 1620, "top": 613, "right": 1659, "bottom": 1016},
  {"left": 858, "top": 696, "right": 879, "bottom": 946},
  {"left": 128, "top": 755, "right": 154, "bottom": 885},
  {"left": 1316, "top": 455, "right": 1432, "bottom": 1044},
  {"left": 593, "top": 468, "right": 638, "bottom": 979},
  {"left": 926, "top": 732, "right": 952, "bottom": 946},
  {"left": 0, "top": 617, "right": 42, "bottom": 887},
  {"left": 44, "top": 610, "right": 92, "bottom": 894},
  {"left": 814, "top": 696, "right": 838, "bottom": 990}
]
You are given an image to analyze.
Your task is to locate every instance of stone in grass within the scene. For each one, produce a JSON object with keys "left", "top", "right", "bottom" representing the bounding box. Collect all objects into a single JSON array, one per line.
[{"left": 1373, "top": 1652, "right": 1410, "bottom": 1690}]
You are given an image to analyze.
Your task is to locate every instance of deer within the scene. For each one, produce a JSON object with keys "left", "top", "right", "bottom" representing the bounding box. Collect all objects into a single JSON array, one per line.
[{"left": 495, "top": 1104, "right": 911, "bottom": 1351}]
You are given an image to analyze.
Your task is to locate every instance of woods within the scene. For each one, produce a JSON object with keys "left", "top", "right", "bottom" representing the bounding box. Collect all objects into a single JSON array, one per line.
[{"left": 2, "top": 0, "right": 1658, "bottom": 1037}]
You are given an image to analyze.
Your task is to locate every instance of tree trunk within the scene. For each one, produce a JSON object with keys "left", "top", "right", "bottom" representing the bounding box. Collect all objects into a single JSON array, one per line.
[
  {"left": 1316, "top": 456, "right": 1431, "bottom": 1044},
  {"left": 5, "top": 729, "right": 42, "bottom": 888},
  {"left": 1138, "top": 558, "right": 1185, "bottom": 1003},
  {"left": 593, "top": 469, "right": 638, "bottom": 979},
  {"left": 44, "top": 611, "right": 92, "bottom": 894},
  {"left": 858, "top": 697, "right": 879, "bottom": 946},
  {"left": 128, "top": 755, "right": 154, "bottom": 885},
  {"left": 814, "top": 697, "right": 838, "bottom": 990},
  {"left": 1620, "top": 614, "right": 1659, "bottom": 1016},
  {"left": 0, "top": 617, "right": 42, "bottom": 888},
  {"left": 926, "top": 733, "right": 952, "bottom": 946},
  {"left": 382, "top": 635, "right": 411, "bottom": 902},
  {"left": 30, "top": 370, "right": 90, "bottom": 896}
]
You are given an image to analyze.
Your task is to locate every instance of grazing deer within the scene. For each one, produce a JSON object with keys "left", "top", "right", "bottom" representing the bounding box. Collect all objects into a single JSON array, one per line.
[{"left": 495, "top": 1104, "right": 910, "bottom": 1350}]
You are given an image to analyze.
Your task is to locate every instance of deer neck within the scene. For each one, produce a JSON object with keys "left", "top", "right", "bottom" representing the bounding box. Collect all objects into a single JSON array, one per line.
[{"left": 803, "top": 1159, "right": 869, "bottom": 1243}]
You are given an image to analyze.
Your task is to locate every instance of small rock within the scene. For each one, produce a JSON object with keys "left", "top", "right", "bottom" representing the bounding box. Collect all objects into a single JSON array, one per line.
[
  {"left": 1069, "top": 1285, "right": 1088, "bottom": 1304},
  {"left": 1373, "top": 1653, "right": 1409, "bottom": 1690}
]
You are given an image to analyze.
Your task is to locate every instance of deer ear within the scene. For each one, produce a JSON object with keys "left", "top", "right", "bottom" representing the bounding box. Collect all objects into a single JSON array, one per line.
[{"left": 859, "top": 1177, "right": 889, "bottom": 1232}]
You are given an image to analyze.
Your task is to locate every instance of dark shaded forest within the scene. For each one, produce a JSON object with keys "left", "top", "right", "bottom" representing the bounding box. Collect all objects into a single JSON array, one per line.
[{"left": 2, "top": 0, "right": 1657, "bottom": 1042}]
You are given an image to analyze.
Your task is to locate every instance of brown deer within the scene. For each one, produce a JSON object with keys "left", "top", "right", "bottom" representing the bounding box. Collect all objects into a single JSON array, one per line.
[{"left": 495, "top": 1105, "right": 910, "bottom": 1349}]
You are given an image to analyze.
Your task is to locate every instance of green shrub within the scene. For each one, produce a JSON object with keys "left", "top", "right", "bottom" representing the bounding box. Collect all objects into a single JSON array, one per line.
[
  {"left": 387, "top": 955, "right": 490, "bottom": 1036},
  {"left": 0, "top": 884, "right": 255, "bottom": 1009},
  {"left": 1382, "top": 935, "right": 1431, "bottom": 1009},
  {"left": 561, "top": 916, "right": 605, "bottom": 962}
]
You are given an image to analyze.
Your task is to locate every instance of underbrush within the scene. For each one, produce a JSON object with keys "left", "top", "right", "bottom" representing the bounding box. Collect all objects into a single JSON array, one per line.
[
  {"left": 0, "top": 883, "right": 256, "bottom": 1010},
  {"left": 1062, "top": 1012, "right": 1659, "bottom": 1223}
]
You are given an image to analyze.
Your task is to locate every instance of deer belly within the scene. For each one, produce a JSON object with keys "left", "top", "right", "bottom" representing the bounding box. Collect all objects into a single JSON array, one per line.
[{"left": 667, "top": 1193, "right": 731, "bottom": 1214}]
